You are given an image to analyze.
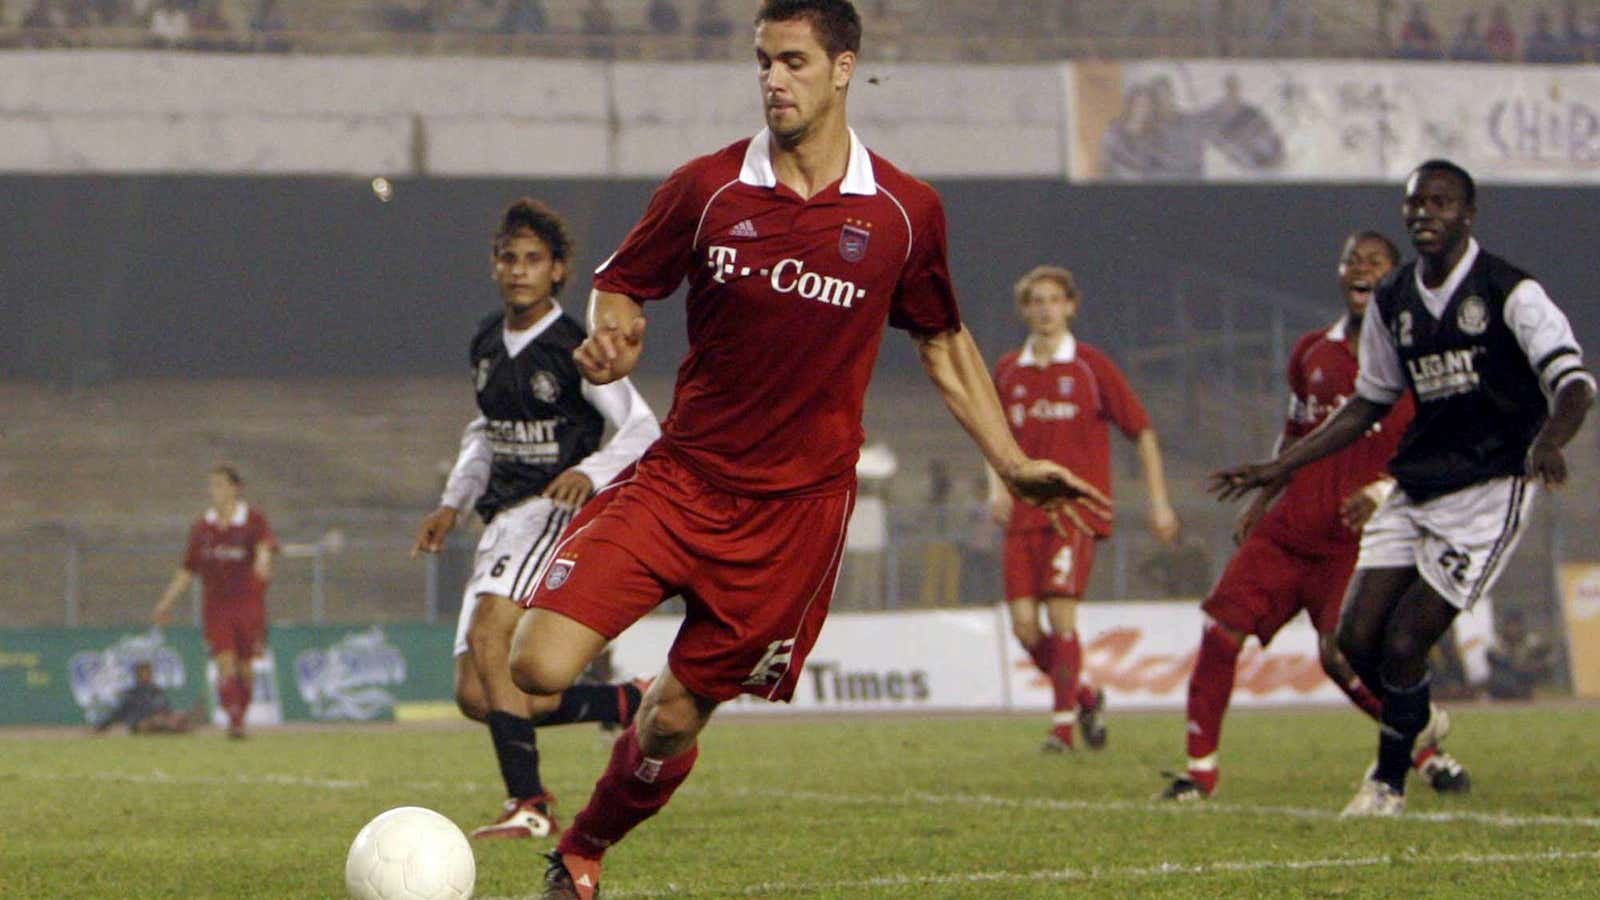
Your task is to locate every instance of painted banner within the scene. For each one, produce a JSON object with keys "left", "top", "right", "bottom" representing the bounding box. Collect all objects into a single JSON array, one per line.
[
  {"left": 1558, "top": 563, "right": 1600, "bottom": 697},
  {"left": 0, "top": 623, "right": 455, "bottom": 726},
  {"left": 1069, "top": 60, "right": 1600, "bottom": 184}
]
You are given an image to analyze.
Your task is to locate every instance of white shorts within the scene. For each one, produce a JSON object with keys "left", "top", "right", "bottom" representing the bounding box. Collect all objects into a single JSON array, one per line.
[
  {"left": 453, "top": 498, "right": 575, "bottom": 657},
  {"left": 1356, "top": 475, "right": 1537, "bottom": 611}
]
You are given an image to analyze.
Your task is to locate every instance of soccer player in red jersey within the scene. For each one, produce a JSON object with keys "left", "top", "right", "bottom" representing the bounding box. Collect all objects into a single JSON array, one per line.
[
  {"left": 505, "top": 3, "right": 1107, "bottom": 896},
  {"left": 1159, "top": 232, "right": 1467, "bottom": 801},
  {"left": 152, "top": 465, "right": 278, "bottom": 739},
  {"left": 991, "top": 265, "right": 1180, "bottom": 752}
]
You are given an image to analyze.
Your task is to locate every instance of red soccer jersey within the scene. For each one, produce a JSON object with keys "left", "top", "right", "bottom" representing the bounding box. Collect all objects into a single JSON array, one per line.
[
  {"left": 1255, "top": 317, "right": 1414, "bottom": 556},
  {"left": 182, "top": 503, "right": 277, "bottom": 604},
  {"left": 994, "top": 336, "right": 1150, "bottom": 536},
  {"left": 593, "top": 129, "right": 961, "bottom": 497}
]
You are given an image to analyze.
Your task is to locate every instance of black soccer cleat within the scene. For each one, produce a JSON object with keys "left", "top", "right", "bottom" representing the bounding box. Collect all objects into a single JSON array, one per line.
[
  {"left": 1079, "top": 687, "right": 1108, "bottom": 751},
  {"left": 1155, "top": 771, "right": 1210, "bottom": 803},
  {"left": 1423, "top": 752, "right": 1472, "bottom": 794}
]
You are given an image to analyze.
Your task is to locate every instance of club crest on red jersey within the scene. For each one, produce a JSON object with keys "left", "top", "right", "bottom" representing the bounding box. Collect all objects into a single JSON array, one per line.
[
  {"left": 1057, "top": 376, "right": 1074, "bottom": 396},
  {"left": 839, "top": 219, "right": 872, "bottom": 263},
  {"left": 545, "top": 558, "right": 575, "bottom": 590}
]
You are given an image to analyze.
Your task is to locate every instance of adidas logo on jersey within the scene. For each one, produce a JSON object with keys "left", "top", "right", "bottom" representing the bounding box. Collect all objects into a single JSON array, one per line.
[{"left": 730, "top": 219, "right": 759, "bottom": 238}]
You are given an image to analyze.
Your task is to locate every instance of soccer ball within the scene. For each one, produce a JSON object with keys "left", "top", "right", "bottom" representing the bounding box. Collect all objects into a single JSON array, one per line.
[{"left": 345, "top": 806, "right": 476, "bottom": 900}]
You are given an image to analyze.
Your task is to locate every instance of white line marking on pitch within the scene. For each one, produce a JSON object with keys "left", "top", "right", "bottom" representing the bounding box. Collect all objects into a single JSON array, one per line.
[
  {"left": 479, "top": 849, "right": 1600, "bottom": 899},
  {"left": 24, "top": 771, "right": 1600, "bottom": 831}
]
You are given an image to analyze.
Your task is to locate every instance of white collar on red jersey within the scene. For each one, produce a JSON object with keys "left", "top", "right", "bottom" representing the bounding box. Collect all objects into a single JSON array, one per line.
[
  {"left": 1017, "top": 333, "right": 1077, "bottom": 367},
  {"left": 204, "top": 502, "right": 249, "bottom": 527},
  {"left": 739, "top": 127, "right": 877, "bottom": 196},
  {"left": 1324, "top": 315, "right": 1350, "bottom": 342}
]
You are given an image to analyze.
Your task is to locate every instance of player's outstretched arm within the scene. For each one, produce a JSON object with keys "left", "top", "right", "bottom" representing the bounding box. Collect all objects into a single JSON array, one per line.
[
  {"left": 1527, "top": 379, "right": 1596, "bottom": 486},
  {"left": 1210, "top": 397, "right": 1389, "bottom": 502},
  {"left": 915, "top": 326, "right": 1111, "bottom": 532},
  {"left": 575, "top": 290, "right": 648, "bottom": 385}
]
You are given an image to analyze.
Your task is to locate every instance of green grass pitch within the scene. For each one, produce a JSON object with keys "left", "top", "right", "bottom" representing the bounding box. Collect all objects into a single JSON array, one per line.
[{"left": 4, "top": 706, "right": 1599, "bottom": 898}]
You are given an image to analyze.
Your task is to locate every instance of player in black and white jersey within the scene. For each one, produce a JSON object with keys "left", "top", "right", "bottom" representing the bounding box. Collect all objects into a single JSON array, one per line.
[
  {"left": 1212, "top": 160, "right": 1594, "bottom": 816},
  {"left": 413, "top": 198, "right": 660, "bottom": 840}
]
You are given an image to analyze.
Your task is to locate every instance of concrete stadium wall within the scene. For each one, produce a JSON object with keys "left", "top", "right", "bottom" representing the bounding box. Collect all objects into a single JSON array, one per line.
[{"left": 3, "top": 175, "right": 1598, "bottom": 385}]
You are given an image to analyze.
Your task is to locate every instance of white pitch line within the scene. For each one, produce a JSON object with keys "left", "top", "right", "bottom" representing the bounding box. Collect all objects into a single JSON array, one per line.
[
  {"left": 24, "top": 770, "right": 1600, "bottom": 831},
  {"left": 708, "top": 785, "right": 1600, "bottom": 831},
  {"left": 480, "top": 849, "right": 1600, "bottom": 900}
]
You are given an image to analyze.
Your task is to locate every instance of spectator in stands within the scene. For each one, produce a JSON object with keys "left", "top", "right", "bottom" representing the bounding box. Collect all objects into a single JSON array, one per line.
[
  {"left": 249, "top": 0, "right": 290, "bottom": 52},
  {"left": 1524, "top": 7, "right": 1576, "bottom": 62},
  {"left": 646, "top": 0, "right": 681, "bottom": 34},
  {"left": 1449, "top": 12, "right": 1490, "bottom": 61},
  {"left": 1485, "top": 4, "right": 1517, "bottom": 61},
  {"left": 1395, "top": 2, "right": 1440, "bottom": 59},
  {"left": 191, "top": 0, "right": 238, "bottom": 50},
  {"left": 1486, "top": 610, "right": 1554, "bottom": 700},
  {"left": 580, "top": 0, "right": 613, "bottom": 58},
  {"left": 21, "top": 0, "right": 71, "bottom": 47},
  {"left": 91, "top": 662, "right": 203, "bottom": 735},
  {"left": 497, "top": 0, "right": 546, "bottom": 35},
  {"left": 692, "top": 0, "right": 732, "bottom": 58},
  {"left": 147, "top": 0, "right": 190, "bottom": 47}
]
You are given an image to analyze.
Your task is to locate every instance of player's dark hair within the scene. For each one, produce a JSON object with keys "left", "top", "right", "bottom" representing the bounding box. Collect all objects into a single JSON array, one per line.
[
  {"left": 1013, "top": 265, "right": 1080, "bottom": 308},
  {"left": 1412, "top": 159, "right": 1476, "bottom": 207},
  {"left": 211, "top": 465, "right": 243, "bottom": 486},
  {"left": 755, "top": 0, "right": 862, "bottom": 57},
  {"left": 494, "top": 198, "right": 574, "bottom": 294},
  {"left": 1346, "top": 230, "right": 1401, "bottom": 265}
]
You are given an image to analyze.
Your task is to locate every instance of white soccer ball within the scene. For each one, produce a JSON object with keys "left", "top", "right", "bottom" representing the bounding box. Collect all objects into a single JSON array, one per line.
[{"left": 345, "top": 806, "right": 476, "bottom": 900}]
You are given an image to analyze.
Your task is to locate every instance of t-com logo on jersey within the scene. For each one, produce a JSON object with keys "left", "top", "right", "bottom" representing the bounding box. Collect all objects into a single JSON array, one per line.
[
  {"left": 1009, "top": 399, "right": 1079, "bottom": 428},
  {"left": 705, "top": 245, "right": 868, "bottom": 308}
]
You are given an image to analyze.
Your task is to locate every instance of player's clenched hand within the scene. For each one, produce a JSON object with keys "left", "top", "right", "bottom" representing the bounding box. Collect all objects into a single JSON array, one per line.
[
  {"left": 543, "top": 470, "right": 594, "bottom": 510},
  {"left": 1526, "top": 438, "right": 1568, "bottom": 487},
  {"left": 411, "top": 506, "right": 458, "bottom": 558},
  {"left": 1208, "top": 461, "right": 1283, "bottom": 502},
  {"left": 1149, "top": 502, "right": 1180, "bottom": 545},
  {"left": 575, "top": 314, "right": 647, "bottom": 385},
  {"left": 989, "top": 493, "right": 1013, "bottom": 527},
  {"left": 1338, "top": 480, "right": 1389, "bottom": 532}
]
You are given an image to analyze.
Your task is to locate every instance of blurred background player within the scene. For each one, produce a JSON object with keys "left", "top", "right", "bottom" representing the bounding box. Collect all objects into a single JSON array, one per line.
[
  {"left": 1213, "top": 160, "right": 1594, "bottom": 816},
  {"left": 1160, "top": 230, "right": 1468, "bottom": 802},
  {"left": 91, "top": 661, "right": 204, "bottom": 735},
  {"left": 413, "top": 198, "right": 660, "bottom": 841},
  {"left": 990, "top": 265, "right": 1180, "bottom": 752},
  {"left": 152, "top": 465, "right": 276, "bottom": 739},
  {"left": 504, "top": 3, "right": 1108, "bottom": 896}
]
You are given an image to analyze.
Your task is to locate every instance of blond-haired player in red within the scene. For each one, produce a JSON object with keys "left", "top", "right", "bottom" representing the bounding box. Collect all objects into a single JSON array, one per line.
[{"left": 991, "top": 265, "right": 1180, "bottom": 752}]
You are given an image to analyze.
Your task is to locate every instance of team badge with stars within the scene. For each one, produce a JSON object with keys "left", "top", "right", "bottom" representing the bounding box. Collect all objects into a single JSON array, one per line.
[
  {"left": 839, "top": 218, "right": 872, "bottom": 263},
  {"left": 530, "top": 371, "right": 561, "bottom": 404},
  {"left": 545, "top": 558, "right": 575, "bottom": 590},
  {"left": 1457, "top": 296, "right": 1489, "bottom": 336}
]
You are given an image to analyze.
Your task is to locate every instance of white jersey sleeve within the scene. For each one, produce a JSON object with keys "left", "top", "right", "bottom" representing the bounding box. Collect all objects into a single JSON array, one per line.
[
  {"left": 572, "top": 378, "right": 660, "bottom": 489},
  {"left": 1503, "top": 279, "right": 1597, "bottom": 404},
  {"left": 439, "top": 416, "right": 492, "bottom": 512},
  {"left": 1355, "top": 307, "right": 1407, "bottom": 404}
]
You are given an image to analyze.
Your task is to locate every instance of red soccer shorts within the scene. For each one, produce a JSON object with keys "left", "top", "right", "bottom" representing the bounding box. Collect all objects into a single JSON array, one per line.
[
  {"left": 202, "top": 596, "right": 267, "bottom": 659},
  {"left": 521, "top": 447, "right": 854, "bottom": 703},
  {"left": 1003, "top": 527, "right": 1097, "bottom": 601},
  {"left": 1202, "top": 532, "right": 1357, "bottom": 645}
]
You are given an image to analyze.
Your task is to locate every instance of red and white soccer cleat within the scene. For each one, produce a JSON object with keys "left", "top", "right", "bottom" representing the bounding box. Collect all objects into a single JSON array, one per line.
[{"left": 470, "top": 794, "right": 560, "bottom": 840}]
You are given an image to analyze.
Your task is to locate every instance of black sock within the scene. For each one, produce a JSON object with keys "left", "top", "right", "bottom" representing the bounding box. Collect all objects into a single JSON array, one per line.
[
  {"left": 486, "top": 710, "right": 543, "bottom": 799},
  {"left": 536, "top": 682, "right": 642, "bottom": 727},
  {"left": 1375, "top": 676, "right": 1431, "bottom": 793}
]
